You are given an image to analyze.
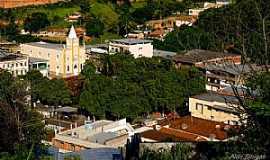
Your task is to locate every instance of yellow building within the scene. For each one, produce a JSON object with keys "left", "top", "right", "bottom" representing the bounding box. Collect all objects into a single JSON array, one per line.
[
  {"left": 21, "top": 26, "right": 86, "bottom": 78},
  {"left": 189, "top": 92, "right": 242, "bottom": 125}
]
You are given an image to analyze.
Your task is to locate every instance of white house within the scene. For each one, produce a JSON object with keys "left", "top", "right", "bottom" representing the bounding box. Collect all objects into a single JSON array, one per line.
[
  {"left": 0, "top": 49, "right": 29, "bottom": 76},
  {"left": 109, "top": 39, "right": 153, "bottom": 58}
]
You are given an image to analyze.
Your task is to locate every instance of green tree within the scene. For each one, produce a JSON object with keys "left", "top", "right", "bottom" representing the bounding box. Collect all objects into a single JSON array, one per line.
[
  {"left": 76, "top": 0, "right": 91, "bottom": 13},
  {"left": 140, "top": 143, "right": 193, "bottom": 160},
  {"left": 117, "top": 4, "right": 135, "bottom": 36},
  {"left": 24, "top": 12, "right": 50, "bottom": 33},
  {"left": 79, "top": 54, "right": 205, "bottom": 120},
  {"left": 85, "top": 17, "right": 105, "bottom": 37},
  {"left": 154, "top": 26, "right": 218, "bottom": 52},
  {"left": 0, "top": 71, "right": 45, "bottom": 158},
  {"left": 24, "top": 71, "right": 72, "bottom": 106},
  {"left": 197, "top": 0, "right": 270, "bottom": 64}
]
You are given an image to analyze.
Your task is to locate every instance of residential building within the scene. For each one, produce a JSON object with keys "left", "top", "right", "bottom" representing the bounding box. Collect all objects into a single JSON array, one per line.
[
  {"left": 188, "top": 8, "right": 205, "bottom": 16},
  {"left": 49, "top": 147, "right": 123, "bottom": 160},
  {"left": 188, "top": 1, "right": 231, "bottom": 16},
  {"left": 66, "top": 12, "right": 82, "bottom": 22},
  {"left": 53, "top": 118, "right": 135, "bottom": 152},
  {"left": 189, "top": 92, "right": 243, "bottom": 125},
  {"left": 173, "top": 49, "right": 241, "bottom": 69},
  {"left": 0, "top": 0, "right": 61, "bottom": 8},
  {"left": 127, "top": 32, "right": 145, "bottom": 39},
  {"left": 147, "top": 29, "right": 167, "bottom": 40},
  {"left": 216, "top": 0, "right": 231, "bottom": 6},
  {"left": 0, "top": 49, "right": 28, "bottom": 76},
  {"left": 21, "top": 26, "right": 86, "bottom": 78},
  {"left": 205, "top": 64, "right": 261, "bottom": 92},
  {"left": 139, "top": 115, "right": 237, "bottom": 142},
  {"left": 109, "top": 39, "right": 153, "bottom": 58},
  {"left": 146, "top": 16, "right": 197, "bottom": 30}
]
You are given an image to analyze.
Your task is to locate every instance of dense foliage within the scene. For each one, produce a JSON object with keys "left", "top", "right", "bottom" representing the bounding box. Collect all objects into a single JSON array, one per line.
[
  {"left": 25, "top": 70, "right": 72, "bottom": 106},
  {"left": 0, "top": 71, "right": 45, "bottom": 159},
  {"left": 24, "top": 12, "right": 50, "bottom": 33},
  {"left": 241, "top": 72, "right": 270, "bottom": 154},
  {"left": 197, "top": 0, "right": 270, "bottom": 64},
  {"left": 85, "top": 17, "right": 104, "bottom": 37},
  {"left": 153, "top": 26, "right": 219, "bottom": 52},
  {"left": 79, "top": 54, "right": 205, "bottom": 120},
  {"left": 140, "top": 143, "right": 193, "bottom": 160}
]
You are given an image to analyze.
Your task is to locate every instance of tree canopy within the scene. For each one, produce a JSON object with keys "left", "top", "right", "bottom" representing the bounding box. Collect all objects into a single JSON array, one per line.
[
  {"left": 80, "top": 54, "right": 205, "bottom": 120},
  {"left": 24, "top": 12, "right": 50, "bottom": 33},
  {"left": 153, "top": 26, "right": 219, "bottom": 52},
  {"left": 0, "top": 71, "right": 45, "bottom": 158},
  {"left": 25, "top": 70, "right": 72, "bottom": 106}
]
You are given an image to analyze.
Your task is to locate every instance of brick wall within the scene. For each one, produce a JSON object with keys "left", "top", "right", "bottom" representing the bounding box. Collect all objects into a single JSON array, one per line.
[{"left": 0, "top": 0, "right": 61, "bottom": 8}]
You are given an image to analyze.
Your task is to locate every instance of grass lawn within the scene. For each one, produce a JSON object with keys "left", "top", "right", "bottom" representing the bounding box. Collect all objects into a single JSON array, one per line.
[
  {"left": 14, "top": 2, "right": 80, "bottom": 28},
  {"left": 15, "top": 4, "right": 80, "bottom": 20}
]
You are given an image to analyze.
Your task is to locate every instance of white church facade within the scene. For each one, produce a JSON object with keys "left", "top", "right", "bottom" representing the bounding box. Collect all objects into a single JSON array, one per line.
[{"left": 21, "top": 26, "right": 86, "bottom": 78}]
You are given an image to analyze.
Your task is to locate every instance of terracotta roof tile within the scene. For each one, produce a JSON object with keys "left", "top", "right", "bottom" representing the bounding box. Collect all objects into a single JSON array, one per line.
[{"left": 159, "top": 116, "right": 236, "bottom": 140}]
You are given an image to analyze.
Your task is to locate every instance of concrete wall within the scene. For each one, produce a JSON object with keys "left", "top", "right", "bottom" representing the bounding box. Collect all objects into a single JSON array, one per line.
[
  {"left": 189, "top": 97, "right": 240, "bottom": 124},
  {"left": 109, "top": 42, "right": 153, "bottom": 58},
  {"left": 105, "top": 134, "right": 129, "bottom": 147}
]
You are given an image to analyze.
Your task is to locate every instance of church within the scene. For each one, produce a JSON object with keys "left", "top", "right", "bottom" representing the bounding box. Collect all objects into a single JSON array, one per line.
[{"left": 21, "top": 26, "right": 86, "bottom": 78}]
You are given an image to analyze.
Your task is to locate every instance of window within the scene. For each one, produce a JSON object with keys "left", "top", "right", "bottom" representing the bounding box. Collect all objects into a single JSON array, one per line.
[
  {"left": 24, "top": 62, "right": 27, "bottom": 66},
  {"left": 16, "top": 63, "right": 18, "bottom": 67},
  {"left": 206, "top": 105, "right": 212, "bottom": 111},
  {"left": 74, "top": 64, "right": 77, "bottom": 69},
  {"left": 80, "top": 64, "right": 83, "bottom": 70},
  {"left": 195, "top": 103, "right": 203, "bottom": 114},
  {"left": 195, "top": 103, "right": 202, "bottom": 110},
  {"left": 211, "top": 116, "right": 214, "bottom": 119},
  {"left": 67, "top": 65, "right": 70, "bottom": 72},
  {"left": 20, "top": 63, "right": 23, "bottom": 66}
]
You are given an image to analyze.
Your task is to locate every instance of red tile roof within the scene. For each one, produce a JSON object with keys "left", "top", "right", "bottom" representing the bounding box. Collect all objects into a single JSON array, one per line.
[{"left": 159, "top": 116, "right": 235, "bottom": 140}]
